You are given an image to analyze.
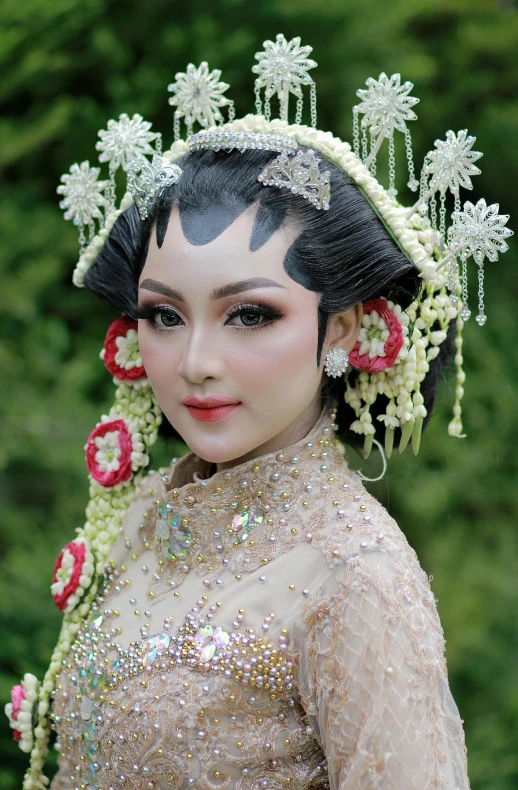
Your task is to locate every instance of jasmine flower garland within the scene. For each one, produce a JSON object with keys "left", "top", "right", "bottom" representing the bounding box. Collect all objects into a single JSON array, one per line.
[{"left": 20, "top": 331, "right": 162, "bottom": 790}]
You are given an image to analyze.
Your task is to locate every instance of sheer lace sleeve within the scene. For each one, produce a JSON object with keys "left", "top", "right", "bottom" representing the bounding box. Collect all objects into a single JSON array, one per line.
[{"left": 294, "top": 543, "right": 470, "bottom": 789}]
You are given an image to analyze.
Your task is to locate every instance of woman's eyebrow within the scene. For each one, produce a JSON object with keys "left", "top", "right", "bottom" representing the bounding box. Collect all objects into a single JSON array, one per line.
[{"left": 139, "top": 277, "right": 287, "bottom": 302}]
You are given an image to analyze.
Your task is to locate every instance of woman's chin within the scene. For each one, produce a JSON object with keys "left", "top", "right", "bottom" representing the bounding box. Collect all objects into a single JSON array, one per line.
[
  {"left": 186, "top": 438, "right": 250, "bottom": 466},
  {"left": 169, "top": 421, "right": 250, "bottom": 466}
]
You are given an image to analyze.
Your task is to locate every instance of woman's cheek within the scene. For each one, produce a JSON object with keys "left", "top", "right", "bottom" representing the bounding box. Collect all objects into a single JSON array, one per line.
[
  {"left": 228, "top": 320, "right": 318, "bottom": 392},
  {"left": 138, "top": 324, "right": 174, "bottom": 385}
]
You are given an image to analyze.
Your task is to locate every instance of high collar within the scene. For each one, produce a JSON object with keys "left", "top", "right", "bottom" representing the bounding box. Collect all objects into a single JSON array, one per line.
[
  {"left": 143, "top": 401, "right": 358, "bottom": 597},
  {"left": 163, "top": 402, "right": 344, "bottom": 503}
]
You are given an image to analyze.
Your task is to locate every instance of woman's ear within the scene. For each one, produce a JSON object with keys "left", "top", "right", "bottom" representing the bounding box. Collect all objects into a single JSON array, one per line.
[{"left": 325, "top": 303, "right": 363, "bottom": 357}]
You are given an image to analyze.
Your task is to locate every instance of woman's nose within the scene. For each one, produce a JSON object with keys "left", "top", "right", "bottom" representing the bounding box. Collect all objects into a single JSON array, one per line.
[{"left": 176, "top": 326, "right": 225, "bottom": 384}]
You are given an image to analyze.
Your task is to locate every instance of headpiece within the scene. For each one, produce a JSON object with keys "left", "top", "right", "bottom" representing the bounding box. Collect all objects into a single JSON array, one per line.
[{"left": 11, "top": 33, "right": 512, "bottom": 789}]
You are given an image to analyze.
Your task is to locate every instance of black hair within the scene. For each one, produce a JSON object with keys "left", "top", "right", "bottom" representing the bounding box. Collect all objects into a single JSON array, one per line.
[{"left": 84, "top": 147, "right": 453, "bottom": 450}]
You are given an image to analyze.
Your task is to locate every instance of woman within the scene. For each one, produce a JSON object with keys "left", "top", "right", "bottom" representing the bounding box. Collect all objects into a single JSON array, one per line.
[{"left": 10, "top": 34, "right": 511, "bottom": 790}]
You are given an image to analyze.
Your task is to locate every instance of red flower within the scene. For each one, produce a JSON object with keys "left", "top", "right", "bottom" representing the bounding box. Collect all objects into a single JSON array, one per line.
[
  {"left": 85, "top": 418, "right": 133, "bottom": 487},
  {"left": 349, "top": 298, "right": 405, "bottom": 373},
  {"left": 102, "top": 316, "right": 146, "bottom": 381},
  {"left": 51, "top": 537, "right": 94, "bottom": 612}
]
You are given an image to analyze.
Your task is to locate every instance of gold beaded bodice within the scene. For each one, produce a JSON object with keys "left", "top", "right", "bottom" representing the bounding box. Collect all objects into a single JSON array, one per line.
[{"left": 50, "top": 406, "right": 470, "bottom": 790}]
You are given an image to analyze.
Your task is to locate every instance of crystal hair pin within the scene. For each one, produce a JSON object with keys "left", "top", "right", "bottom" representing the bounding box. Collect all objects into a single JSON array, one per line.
[
  {"left": 127, "top": 155, "right": 183, "bottom": 220},
  {"left": 258, "top": 149, "right": 331, "bottom": 210}
]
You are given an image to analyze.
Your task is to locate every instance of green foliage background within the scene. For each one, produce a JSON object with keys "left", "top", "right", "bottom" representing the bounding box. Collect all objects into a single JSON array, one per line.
[{"left": 1, "top": 0, "right": 517, "bottom": 786}]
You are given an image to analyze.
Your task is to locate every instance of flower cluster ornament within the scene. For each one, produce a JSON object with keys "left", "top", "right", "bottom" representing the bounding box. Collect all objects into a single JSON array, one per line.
[
  {"left": 5, "top": 674, "right": 40, "bottom": 753},
  {"left": 100, "top": 316, "right": 147, "bottom": 382},
  {"left": 349, "top": 299, "right": 405, "bottom": 373},
  {"left": 168, "top": 61, "right": 234, "bottom": 139},
  {"left": 407, "top": 130, "right": 483, "bottom": 239},
  {"left": 253, "top": 34, "right": 318, "bottom": 125},
  {"left": 51, "top": 537, "right": 94, "bottom": 613},
  {"left": 96, "top": 113, "right": 160, "bottom": 172},
  {"left": 57, "top": 162, "right": 109, "bottom": 244},
  {"left": 446, "top": 198, "right": 513, "bottom": 325},
  {"left": 353, "top": 72, "right": 420, "bottom": 195},
  {"left": 423, "top": 129, "right": 482, "bottom": 198},
  {"left": 58, "top": 111, "right": 162, "bottom": 277},
  {"left": 449, "top": 199, "right": 513, "bottom": 264}
]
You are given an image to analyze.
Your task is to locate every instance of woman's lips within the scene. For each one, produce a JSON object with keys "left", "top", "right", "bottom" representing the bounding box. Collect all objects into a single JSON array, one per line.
[{"left": 185, "top": 403, "right": 240, "bottom": 423}]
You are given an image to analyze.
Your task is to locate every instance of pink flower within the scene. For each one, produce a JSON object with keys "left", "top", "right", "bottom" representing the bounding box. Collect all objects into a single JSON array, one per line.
[
  {"left": 10, "top": 685, "right": 24, "bottom": 742},
  {"left": 101, "top": 316, "right": 146, "bottom": 381},
  {"left": 349, "top": 298, "right": 405, "bottom": 373},
  {"left": 85, "top": 418, "right": 133, "bottom": 487},
  {"left": 4, "top": 673, "right": 40, "bottom": 752},
  {"left": 51, "top": 537, "right": 94, "bottom": 613}
]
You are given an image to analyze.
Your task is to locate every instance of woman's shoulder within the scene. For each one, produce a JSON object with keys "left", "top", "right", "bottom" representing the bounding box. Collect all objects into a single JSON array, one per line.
[
  {"left": 308, "top": 473, "right": 444, "bottom": 642},
  {"left": 312, "top": 470, "right": 419, "bottom": 570}
]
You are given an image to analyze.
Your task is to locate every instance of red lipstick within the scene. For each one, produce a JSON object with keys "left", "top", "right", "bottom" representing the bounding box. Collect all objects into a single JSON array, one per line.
[{"left": 182, "top": 395, "right": 241, "bottom": 423}]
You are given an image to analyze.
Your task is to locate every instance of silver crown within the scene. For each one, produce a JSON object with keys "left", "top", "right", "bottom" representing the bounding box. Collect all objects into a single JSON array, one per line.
[
  {"left": 57, "top": 32, "right": 512, "bottom": 327},
  {"left": 258, "top": 149, "right": 331, "bottom": 210}
]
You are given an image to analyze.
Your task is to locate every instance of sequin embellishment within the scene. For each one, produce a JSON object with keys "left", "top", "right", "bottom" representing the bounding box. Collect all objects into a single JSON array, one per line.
[
  {"left": 142, "top": 632, "right": 171, "bottom": 665},
  {"left": 194, "top": 624, "right": 231, "bottom": 662},
  {"left": 228, "top": 509, "right": 264, "bottom": 545},
  {"left": 155, "top": 501, "right": 193, "bottom": 560}
]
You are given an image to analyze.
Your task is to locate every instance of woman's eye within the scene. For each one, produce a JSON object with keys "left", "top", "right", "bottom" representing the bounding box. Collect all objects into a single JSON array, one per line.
[
  {"left": 233, "top": 309, "right": 263, "bottom": 327},
  {"left": 226, "top": 304, "right": 282, "bottom": 329},
  {"left": 154, "top": 308, "right": 181, "bottom": 329}
]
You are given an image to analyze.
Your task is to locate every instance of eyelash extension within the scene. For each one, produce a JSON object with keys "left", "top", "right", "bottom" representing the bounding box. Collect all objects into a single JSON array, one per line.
[
  {"left": 135, "top": 300, "right": 285, "bottom": 332},
  {"left": 225, "top": 300, "right": 285, "bottom": 329},
  {"left": 134, "top": 304, "right": 180, "bottom": 328}
]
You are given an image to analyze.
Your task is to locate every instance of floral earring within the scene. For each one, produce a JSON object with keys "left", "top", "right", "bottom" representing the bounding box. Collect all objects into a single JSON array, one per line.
[{"left": 324, "top": 348, "right": 349, "bottom": 378}]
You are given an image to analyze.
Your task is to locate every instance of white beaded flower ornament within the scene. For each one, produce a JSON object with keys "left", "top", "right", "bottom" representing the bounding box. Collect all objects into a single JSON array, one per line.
[{"left": 13, "top": 34, "right": 512, "bottom": 790}]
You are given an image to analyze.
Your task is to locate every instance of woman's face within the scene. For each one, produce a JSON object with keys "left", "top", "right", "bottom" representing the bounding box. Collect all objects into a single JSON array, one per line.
[{"left": 138, "top": 204, "right": 359, "bottom": 469}]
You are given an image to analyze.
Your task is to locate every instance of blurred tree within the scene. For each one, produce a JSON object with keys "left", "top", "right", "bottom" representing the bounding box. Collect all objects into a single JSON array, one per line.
[{"left": 1, "top": 1, "right": 517, "bottom": 787}]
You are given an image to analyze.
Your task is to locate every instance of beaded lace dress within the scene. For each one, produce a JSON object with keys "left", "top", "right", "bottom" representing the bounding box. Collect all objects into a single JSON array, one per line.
[{"left": 50, "top": 404, "right": 470, "bottom": 789}]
